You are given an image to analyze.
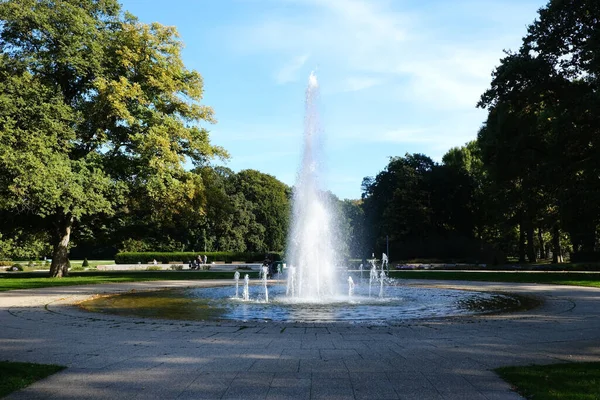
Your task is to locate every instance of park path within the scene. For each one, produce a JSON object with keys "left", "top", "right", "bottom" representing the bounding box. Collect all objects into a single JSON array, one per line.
[{"left": 1, "top": 280, "right": 600, "bottom": 399}]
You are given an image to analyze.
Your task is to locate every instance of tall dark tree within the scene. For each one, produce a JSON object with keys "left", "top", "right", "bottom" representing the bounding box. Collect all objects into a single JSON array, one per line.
[{"left": 478, "top": 0, "right": 600, "bottom": 262}]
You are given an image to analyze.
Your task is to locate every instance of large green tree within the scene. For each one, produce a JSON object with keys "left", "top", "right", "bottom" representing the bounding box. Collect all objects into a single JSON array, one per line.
[
  {"left": 234, "top": 169, "right": 291, "bottom": 252},
  {"left": 0, "top": 0, "right": 226, "bottom": 276},
  {"left": 477, "top": 0, "right": 600, "bottom": 262}
]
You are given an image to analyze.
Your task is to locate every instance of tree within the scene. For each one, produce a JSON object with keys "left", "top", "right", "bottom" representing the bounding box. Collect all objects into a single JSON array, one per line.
[
  {"left": 234, "top": 169, "right": 291, "bottom": 252},
  {"left": 0, "top": 0, "right": 226, "bottom": 276},
  {"left": 523, "top": 0, "right": 600, "bottom": 256},
  {"left": 477, "top": 0, "right": 600, "bottom": 262},
  {"left": 338, "top": 199, "right": 366, "bottom": 259}
]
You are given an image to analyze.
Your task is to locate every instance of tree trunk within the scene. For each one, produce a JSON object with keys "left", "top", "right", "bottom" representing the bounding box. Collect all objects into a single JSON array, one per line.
[
  {"left": 552, "top": 223, "right": 563, "bottom": 264},
  {"left": 537, "top": 228, "right": 545, "bottom": 260},
  {"left": 518, "top": 221, "right": 526, "bottom": 263},
  {"left": 526, "top": 223, "right": 536, "bottom": 263},
  {"left": 49, "top": 215, "right": 74, "bottom": 278}
]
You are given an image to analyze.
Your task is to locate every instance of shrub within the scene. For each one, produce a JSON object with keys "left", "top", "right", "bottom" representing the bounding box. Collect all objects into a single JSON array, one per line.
[
  {"left": 169, "top": 264, "right": 183, "bottom": 271},
  {"left": 70, "top": 266, "right": 85, "bottom": 272},
  {"left": 9, "top": 263, "right": 23, "bottom": 271},
  {"left": 146, "top": 266, "right": 162, "bottom": 271},
  {"left": 0, "top": 260, "right": 13, "bottom": 267},
  {"left": 82, "top": 258, "right": 89, "bottom": 267},
  {"left": 571, "top": 252, "right": 600, "bottom": 263},
  {"left": 115, "top": 251, "right": 282, "bottom": 264}
]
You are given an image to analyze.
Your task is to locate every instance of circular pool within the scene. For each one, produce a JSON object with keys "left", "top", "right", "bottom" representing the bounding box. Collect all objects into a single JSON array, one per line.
[{"left": 79, "top": 283, "right": 529, "bottom": 324}]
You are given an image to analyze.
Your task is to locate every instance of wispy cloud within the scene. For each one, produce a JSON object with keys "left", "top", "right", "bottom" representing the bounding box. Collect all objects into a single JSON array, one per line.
[
  {"left": 275, "top": 54, "right": 310, "bottom": 84},
  {"left": 342, "top": 76, "right": 382, "bottom": 92},
  {"left": 226, "top": 0, "right": 538, "bottom": 108}
]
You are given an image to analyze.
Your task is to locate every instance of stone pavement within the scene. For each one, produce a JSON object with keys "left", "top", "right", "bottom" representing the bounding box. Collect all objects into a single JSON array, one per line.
[{"left": 1, "top": 280, "right": 600, "bottom": 399}]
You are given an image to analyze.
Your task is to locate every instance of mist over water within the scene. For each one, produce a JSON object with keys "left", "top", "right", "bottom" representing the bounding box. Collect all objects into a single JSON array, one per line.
[{"left": 286, "top": 72, "right": 341, "bottom": 300}]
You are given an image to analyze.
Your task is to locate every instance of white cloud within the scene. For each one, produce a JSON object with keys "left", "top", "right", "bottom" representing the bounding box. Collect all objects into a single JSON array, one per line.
[
  {"left": 226, "top": 0, "right": 539, "bottom": 109},
  {"left": 275, "top": 54, "right": 310, "bottom": 84},
  {"left": 342, "top": 76, "right": 382, "bottom": 92}
]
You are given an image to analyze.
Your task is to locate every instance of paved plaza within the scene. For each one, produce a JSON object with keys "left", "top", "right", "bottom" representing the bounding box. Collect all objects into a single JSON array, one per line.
[{"left": 1, "top": 279, "right": 600, "bottom": 399}]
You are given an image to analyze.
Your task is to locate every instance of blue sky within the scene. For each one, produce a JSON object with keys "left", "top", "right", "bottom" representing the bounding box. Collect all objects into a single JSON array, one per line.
[{"left": 119, "top": 0, "right": 545, "bottom": 200}]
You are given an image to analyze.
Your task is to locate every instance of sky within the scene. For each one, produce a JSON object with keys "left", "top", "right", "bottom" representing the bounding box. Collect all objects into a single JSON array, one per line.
[{"left": 119, "top": 0, "right": 545, "bottom": 200}]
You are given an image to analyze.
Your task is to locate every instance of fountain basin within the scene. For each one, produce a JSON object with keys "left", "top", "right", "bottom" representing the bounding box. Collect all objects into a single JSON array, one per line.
[{"left": 78, "top": 284, "right": 530, "bottom": 324}]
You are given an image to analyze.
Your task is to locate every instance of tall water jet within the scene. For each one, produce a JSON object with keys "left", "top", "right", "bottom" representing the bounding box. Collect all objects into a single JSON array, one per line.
[{"left": 287, "top": 72, "right": 339, "bottom": 300}]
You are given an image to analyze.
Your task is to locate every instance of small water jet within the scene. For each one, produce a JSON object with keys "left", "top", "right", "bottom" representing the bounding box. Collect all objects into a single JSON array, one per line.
[
  {"left": 347, "top": 276, "right": 355, "bottom": 298},
  {"left": 242, "top": 274, "right": 250, "bottom": 302},
  {"left": 233, "top": 271, "right": 240, "bottom": 298},
  {"left": 262, "top": 266, "right": 269, "bottom": 303},
  {"left": 369, "top": 261, "right": 378, "bottom": 298}
]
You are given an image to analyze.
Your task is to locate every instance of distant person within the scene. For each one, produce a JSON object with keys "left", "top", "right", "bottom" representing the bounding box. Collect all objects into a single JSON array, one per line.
[
  {"left": 153, "top": 259, "right": 157, "bottom": 265},
  {"left": 196, "top": 255, "right": 202, "bottom": 265},
  {"left": 203, "top": 255, "right": 207, "bottom": 264}
]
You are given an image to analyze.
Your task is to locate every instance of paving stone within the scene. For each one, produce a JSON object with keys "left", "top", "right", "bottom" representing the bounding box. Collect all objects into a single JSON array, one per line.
[
  {"left": 311, "top": 378, "right": 355, "bottom": 400},
  {"left": 4, "top": 281, "right": 600, "bottom": 400}
]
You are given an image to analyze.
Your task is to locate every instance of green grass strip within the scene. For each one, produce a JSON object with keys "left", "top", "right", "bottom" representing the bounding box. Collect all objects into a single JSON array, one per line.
[
  {"left": 0, "top": 360, "right": 65, "bottom": 398},
  {"left": 496, "top": 362, "right": 600, "bottom": 399},
  {"left": 388, "top": 271, "right": 600, "bottom": 288},
  {"left": 2, "top": 270, "right": 600, "bottom": 292},
  {"left": 0, "top": 270, "right": 259, "bottom": 292}
]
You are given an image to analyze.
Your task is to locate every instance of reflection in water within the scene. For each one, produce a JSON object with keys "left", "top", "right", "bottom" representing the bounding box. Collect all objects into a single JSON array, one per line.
[{"left": 79, "top": 284, "right": 524, "bottom": 324}]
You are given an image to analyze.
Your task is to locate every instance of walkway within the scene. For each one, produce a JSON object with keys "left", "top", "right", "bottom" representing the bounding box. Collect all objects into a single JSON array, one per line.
[{"left": 1, "top": 280, "right": 599, "bottom": 399}]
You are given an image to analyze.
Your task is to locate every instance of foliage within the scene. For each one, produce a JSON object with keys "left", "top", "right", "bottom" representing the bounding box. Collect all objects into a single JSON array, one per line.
[
  {"left": 115, "top": 251, "right": 282, "bottom": 264},
  {"left": 191, "top": 167, "right": 291, "bottom": 253},
  {"left": 571, "top": 252, "right": 600, "bottom": 263},
  {"left": 474, "top": 0, "right": 600, "bottom": 263},
  {"left": 0, "top": 361, "right": 65, "bottom": 398},
  {"left": 0, "top": 270, "right": 259, "bottom": 292},
  {"left": 496, "top": 362, "right": 600, "bottom": 400},
  {"left": 337, "top": 198, "right": 367, "bottom": 259},
  {"left": 82, "top": 258, "right": 89, "bottom": 267},
  {"left": 9, "top": 264, "right": 23, "bottom": 271},
  {"left": 0, "top": 0, "right": 226, "bottom": 277},
  {"left": 360, "top": 152, "right": 505, "bottom": 262}
]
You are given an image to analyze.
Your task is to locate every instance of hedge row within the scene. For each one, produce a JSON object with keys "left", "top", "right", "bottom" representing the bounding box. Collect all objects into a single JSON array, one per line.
[
  {"left": 571, "top": 251, "right": 600, "bottom": 263},
  {"left": 115, "top": 252, "right": 282, "bottom": 264}
]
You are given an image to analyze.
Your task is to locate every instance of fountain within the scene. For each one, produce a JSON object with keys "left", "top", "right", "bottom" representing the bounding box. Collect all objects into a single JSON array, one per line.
[
  {"left": 286, "top": 72, "right": 339, "bottom": 301},
  {"left": 78, "top": 73, "right": 535, "bottom": 324}
]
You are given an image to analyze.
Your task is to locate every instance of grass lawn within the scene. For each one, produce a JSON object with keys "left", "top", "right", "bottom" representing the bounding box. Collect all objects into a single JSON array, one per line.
[
  {"left": 0, "top": 270, "right": 259, "bottom": 292},
  {"left": 2, "top": 269, "right": 600, "bottom": 292},
  {"left": 0, "top": 361, "right": 65, "bottom": 398},
  {"left": 69, "top": 259, "right": 115, "bottom": 268},
  {"left": 388, "top": 271, "right": 600, "bottom": 288},
  {"left": 496, "top": 362, "right": 600, "bottom": 399}
]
